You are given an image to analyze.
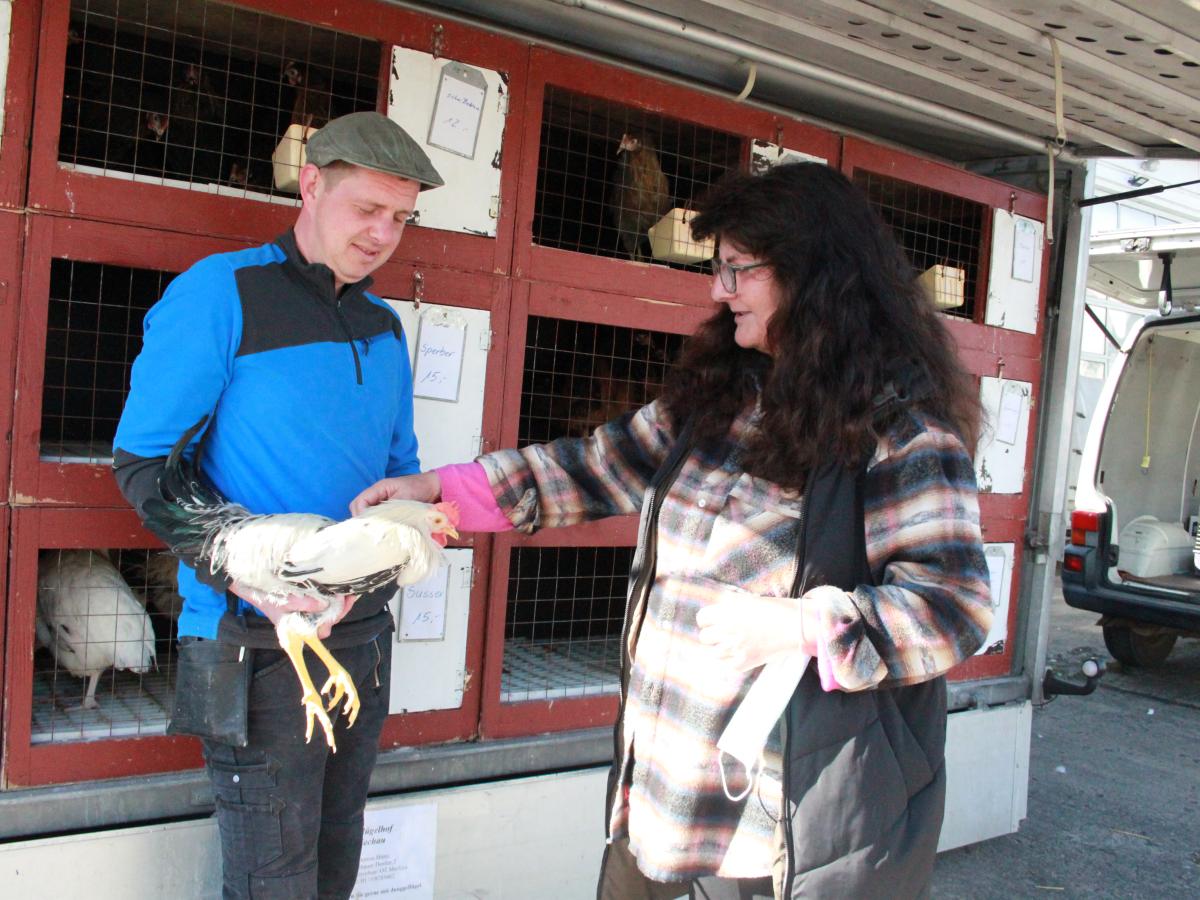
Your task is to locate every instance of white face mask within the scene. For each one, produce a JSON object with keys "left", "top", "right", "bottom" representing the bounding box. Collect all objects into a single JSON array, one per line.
[{"left": 716, "top": 651, "right": 812, "bottom": 802}]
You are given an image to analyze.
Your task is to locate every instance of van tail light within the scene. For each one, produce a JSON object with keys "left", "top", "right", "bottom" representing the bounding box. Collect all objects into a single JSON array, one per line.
[
  {"left": 1070, "top": 510, "right": 1102, "bottom": 547},
  {"left": 1063, "top": 552, "right": 1084, "bottom": 573}
]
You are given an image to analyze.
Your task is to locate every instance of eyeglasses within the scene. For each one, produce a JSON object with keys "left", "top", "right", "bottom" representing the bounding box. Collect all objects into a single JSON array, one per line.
[{"left": 710, "top": 257, "right": 770, "bottom": 293}]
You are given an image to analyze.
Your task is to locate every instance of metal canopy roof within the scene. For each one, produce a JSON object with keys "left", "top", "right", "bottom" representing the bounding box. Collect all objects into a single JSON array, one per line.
[{"left": 415, "top": 0, "right": 1200, "bottom": 164}]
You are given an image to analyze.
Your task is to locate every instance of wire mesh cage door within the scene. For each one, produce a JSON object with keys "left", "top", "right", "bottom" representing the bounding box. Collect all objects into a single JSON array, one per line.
[
  {"left": 852, "top": 170, "right": 987, "bottom": 322},
  {"left": 4, "top": 507, "right": 202, "bottom": 787},
  {"left": 11, "top": 217, "right": 251, "bottom": 506},
  {"left": 533, "top": 84, "right": 741, "bottom": 270},
  {"left": 842, "top": 136, "right": 1048, "bottom": 684},
  {"left": 500, "top": 544, "right": 634, "bottom": 705},
  {"left": 56, "top": 0, "right": 380, "bottom": 197},
  {"left": 40, "top": 257, "right": 176, "bottom": 467},
  {"left": 519, "top": 314, "right": 688, "bottom": 447},
  {"left": 480, "top": 286, "right": 709, "bottom": 736},
  {"left": 27, "top": 0, "right": 386, "bottom": 241},
  {"left": 516, "top": 48, "right": 841, "bottom": 303}
]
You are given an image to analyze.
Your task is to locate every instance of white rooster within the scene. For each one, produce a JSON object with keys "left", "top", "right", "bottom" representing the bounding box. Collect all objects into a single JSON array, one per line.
[
  {"left": 36, "top": 550, "right": 157, "bottom": 711},
  {"left": 142, "top": 418, "right": 459, "bottom": 750}
]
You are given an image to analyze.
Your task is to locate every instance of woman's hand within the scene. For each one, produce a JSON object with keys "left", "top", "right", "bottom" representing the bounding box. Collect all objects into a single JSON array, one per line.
[
  {"left": 350, "top": 471, "right": 441, "bottom": 515},
  {"left": 696, "top": 592, "right": 819, "bottom": 671}
]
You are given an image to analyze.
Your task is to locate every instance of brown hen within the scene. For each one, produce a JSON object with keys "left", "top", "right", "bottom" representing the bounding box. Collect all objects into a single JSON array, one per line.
[{"left": 608, "top": 132, "right": 672, "bottom": 261}]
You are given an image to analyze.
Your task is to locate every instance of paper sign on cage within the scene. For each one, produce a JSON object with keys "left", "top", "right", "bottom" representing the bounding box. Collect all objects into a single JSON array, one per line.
[
  {"left": 412, "top": 311, "right": 467, "bottom": 403},
  {"left": 749, "top": 140, "right": 828, "bottom": 174},
  {"left": 399, "top": 563, "right": 450, "bottom": 641},
  {"left": 427, "top": 61, "right": 487, "bottom": 159},
  {"left": 1012, "top": 218, "right": 1038, "bottom": 283},
  {"left": 977, "top": 543, "right": 1013, "bottom": 656}
]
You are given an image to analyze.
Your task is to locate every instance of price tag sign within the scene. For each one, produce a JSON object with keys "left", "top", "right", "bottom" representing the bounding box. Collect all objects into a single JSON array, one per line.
[
  {"left": 399, "top": 564, "right": 450, "bottom": 641},
  {"left": 412, "top": 313, "right": 467, "bottom": 403},
  {"left": 1011, "top": 217, "right": 1038, "bottom": 283},
  {"left": 426, "top": 61, "right": 487, "bottom": 159},
  {"left": 995, "top": 381, "right": 1025, "bottom": 446}
]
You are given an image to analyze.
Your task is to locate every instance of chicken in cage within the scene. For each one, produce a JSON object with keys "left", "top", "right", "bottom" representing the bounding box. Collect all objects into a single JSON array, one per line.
[
  {"left": 35, "top": 550, "right": 156, "bottom": 712},
  {"left": 32, "top": 548, "right": 181, "bottom": 743},
  {"left": 60, "top": 0, "right": 380, "bottom": 195},
  {"left": 609, "top": 132, "right": 672, "bottom": 261},
  {"left": 534, "top": 86, "right": 742, "bottom": 268}
]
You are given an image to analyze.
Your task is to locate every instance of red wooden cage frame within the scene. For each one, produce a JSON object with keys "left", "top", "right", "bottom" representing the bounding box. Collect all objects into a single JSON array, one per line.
[
  {"left": 26, "top": 0, "right": 530, "bottom": 275},
  {"left": 513, "top": 47, "right": 842, "bottom": 306},
  {"left": 1, "top": 0, "right": 1056, "bottom": 786},
  {"left": 841, "top": 137, "right": 1049, "bottom": 682}
]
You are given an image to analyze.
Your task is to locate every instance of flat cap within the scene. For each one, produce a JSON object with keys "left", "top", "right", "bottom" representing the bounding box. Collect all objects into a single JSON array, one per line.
[{"left": 306, "top": 111, "right": 444, "bottom": 191}]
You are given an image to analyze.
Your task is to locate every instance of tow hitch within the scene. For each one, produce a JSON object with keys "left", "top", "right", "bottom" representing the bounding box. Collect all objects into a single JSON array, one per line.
[{"left": 1042, "top": 657, "right": 1105, "bottom": 698}]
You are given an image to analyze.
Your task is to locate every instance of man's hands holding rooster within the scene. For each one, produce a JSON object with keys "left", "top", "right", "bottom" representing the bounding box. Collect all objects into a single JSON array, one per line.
[{"left": 230, "top": 582, "right": 358, "bottom": 639}]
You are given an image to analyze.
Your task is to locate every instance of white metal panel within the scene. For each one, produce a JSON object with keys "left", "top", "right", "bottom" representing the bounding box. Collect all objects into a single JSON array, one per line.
[
  {"left": 0, "top": 769, "right": 609, "bottom": 900},
  {"left": 978, "top": 542, "right": 1014, "bottom": 656},
  {"left": 976, "top": 375, "right": 1032, "bottom": 495},
  {"left": 390, "top": 548, "right": 473, "bottom": 714},
  {"left": 0, "top": 818, "right": 224, "bottom": 899},
  {"left": 0, "top": 711, "right": 1033, "bottom": 895},
  {"left": 388, "top": 47, "right": 507, "bottom": 237},
  {"left": 986, "top": 209, "right": 1044, "bottom": 335},
  {"left": 939, "top": 701, "right": 1032, "bottom": 851},
  {"left": 386, "top": 300, "right": 490, "bottom": 469}
]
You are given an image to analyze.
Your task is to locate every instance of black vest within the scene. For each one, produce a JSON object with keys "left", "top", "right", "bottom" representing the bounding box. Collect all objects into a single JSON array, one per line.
[{"left": 616, "top": 429, "right": 946, "bottom": 898}]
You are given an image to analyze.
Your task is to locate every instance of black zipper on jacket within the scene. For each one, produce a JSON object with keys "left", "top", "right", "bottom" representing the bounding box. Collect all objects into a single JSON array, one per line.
[{"left": 333, "top": 299, "right": 364, "bottom": 385}]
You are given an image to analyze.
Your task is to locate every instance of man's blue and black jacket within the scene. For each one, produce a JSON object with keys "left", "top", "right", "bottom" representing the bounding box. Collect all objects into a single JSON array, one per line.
[{"left": 113, "top": 230, "right": 420, "bottom": 641}]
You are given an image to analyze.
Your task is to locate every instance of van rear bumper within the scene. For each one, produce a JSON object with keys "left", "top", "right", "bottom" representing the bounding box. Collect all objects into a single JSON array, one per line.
[{"left": 1063, "top": 547, "right": 1200, "bottom": 630}]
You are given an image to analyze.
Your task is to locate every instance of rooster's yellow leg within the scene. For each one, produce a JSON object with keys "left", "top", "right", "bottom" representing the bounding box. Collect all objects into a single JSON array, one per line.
[
  {"left": 301, "top": 634, "right": 361, "bottom": 729},
  {"left": 276, "top": 622, "right": 338, "bottom": 751}
]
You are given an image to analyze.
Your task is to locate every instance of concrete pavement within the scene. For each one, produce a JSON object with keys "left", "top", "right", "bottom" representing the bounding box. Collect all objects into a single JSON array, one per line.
[{"left": 932, "top": 582, "right": 1200, "bottom": 899}]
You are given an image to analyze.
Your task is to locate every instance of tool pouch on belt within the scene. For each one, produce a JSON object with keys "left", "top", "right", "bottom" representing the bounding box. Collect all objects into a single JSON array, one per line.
[{"left": 167, "top": 635, "right": 252, "bottom": 747}]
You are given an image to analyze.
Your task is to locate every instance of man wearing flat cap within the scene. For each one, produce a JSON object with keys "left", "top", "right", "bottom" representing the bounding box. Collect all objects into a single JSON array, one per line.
[{"left": 113, "top": 112, "right": 444, "bottom": 899}]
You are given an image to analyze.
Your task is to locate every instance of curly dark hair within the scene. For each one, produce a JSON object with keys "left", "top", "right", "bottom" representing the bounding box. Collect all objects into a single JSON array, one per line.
[{"left": 661, "top": 163, "right": 980, "bottom": 489}]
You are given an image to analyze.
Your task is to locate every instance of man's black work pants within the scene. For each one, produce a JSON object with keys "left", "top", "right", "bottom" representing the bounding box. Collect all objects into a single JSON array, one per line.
[{"left": 202, "top": 631, "right": 392, "bottom": 900}]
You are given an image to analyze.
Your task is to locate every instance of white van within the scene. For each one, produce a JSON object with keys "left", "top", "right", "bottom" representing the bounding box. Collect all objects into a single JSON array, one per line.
[{"left": 1063, "top": 226, "right": 1200, "bottom": 665}]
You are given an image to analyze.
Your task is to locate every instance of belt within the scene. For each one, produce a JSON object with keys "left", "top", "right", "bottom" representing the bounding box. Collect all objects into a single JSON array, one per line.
[{"left": 215, "top": 608, "right": 394, "bottom": 650}]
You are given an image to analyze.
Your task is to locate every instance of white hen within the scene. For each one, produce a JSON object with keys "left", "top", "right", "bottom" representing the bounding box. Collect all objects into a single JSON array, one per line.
[{"left": 36, "top": 550, "right": 157, "bottom": 710}]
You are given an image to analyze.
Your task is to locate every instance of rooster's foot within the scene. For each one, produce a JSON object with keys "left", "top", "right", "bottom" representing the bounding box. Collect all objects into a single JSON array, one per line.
[
  {"left": 300, "top": 688, "right": 338, "bottom": 750},
  {"left": 320, "top": 666, "right": 361, "bottom": 728}
]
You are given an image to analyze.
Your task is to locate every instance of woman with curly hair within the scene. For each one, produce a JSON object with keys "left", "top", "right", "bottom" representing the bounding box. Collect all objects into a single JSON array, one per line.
[{"left": 355, "top": 162, "right": 992, "bottom": 899}]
